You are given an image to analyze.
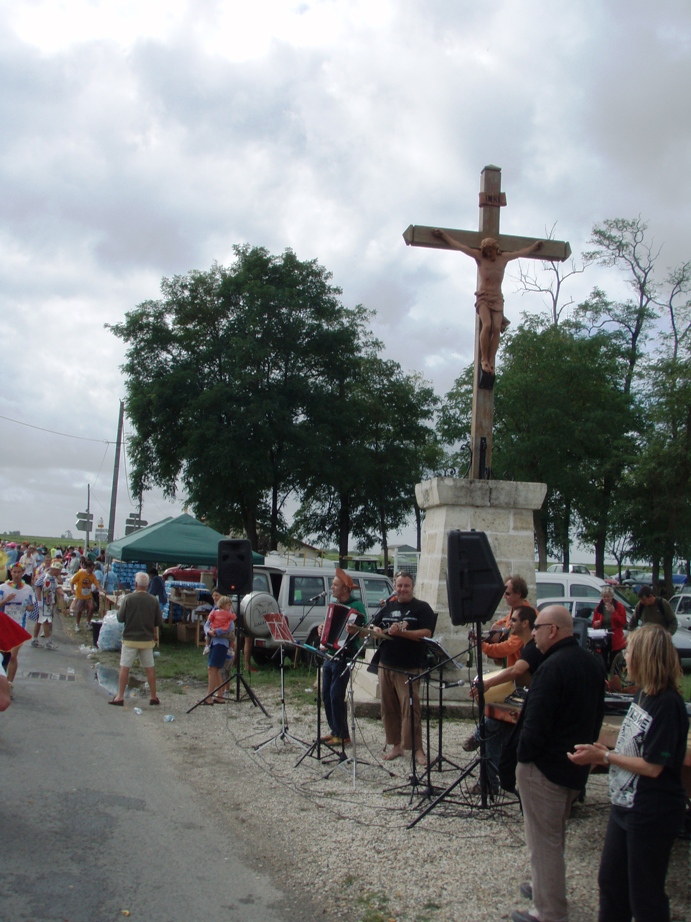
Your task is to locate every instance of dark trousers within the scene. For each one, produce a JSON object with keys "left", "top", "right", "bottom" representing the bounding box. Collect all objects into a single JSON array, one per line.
[
  {"left": 322, "top": 658, "right": 349, "bottom": 739},
  {"left": 598, "top": 809, "right": 677, "bottom": 922}
]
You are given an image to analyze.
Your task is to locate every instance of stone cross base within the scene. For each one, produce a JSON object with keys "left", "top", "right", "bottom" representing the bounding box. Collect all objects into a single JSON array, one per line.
[{"left": 414, "top": 477, "right": 547, "bottom": 646}]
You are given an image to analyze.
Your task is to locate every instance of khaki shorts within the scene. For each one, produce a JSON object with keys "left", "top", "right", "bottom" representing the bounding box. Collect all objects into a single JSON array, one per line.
[
  {"left": 74, "top": 598, "right": 93, "bottom": 614},
  {"left": 120, "top": 644, "right": 155, "bottom": 669}
]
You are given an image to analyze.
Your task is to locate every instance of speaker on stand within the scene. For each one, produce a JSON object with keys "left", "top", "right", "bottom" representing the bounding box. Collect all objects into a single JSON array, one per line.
[
  {"left": 411, "top": 530, "right": 506, "bottom": 825},
  {"left": 189, "top": 539, "right": 268, "bottom": 715}
]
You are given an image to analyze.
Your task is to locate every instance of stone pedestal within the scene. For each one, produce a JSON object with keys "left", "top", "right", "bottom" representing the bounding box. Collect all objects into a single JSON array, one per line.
[{"left": 414, "top": 477, "right": 547, "bottom": 642}]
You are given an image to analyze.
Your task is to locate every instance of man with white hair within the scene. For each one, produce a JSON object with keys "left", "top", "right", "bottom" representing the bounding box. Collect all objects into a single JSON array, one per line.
[
  {"left": 511, "top": 605, "right": 605, "bottom": 922},
  {"left": 108, "top": 571, "right": 163, "bottom": 707}
]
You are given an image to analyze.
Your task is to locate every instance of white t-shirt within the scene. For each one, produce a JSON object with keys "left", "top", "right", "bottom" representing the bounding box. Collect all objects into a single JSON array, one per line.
[{"left": 0, "top": 581, "right": 37, "bottom": 623}]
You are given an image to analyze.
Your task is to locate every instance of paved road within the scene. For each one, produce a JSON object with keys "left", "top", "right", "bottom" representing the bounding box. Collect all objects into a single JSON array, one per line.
[{"left": 0, "top": 622, "right": 308, "bottom": 922}]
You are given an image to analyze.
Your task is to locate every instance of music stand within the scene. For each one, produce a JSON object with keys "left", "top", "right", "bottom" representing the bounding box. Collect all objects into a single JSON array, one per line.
[
  {"left": 253, "top": 614, "right": 309, "bottom": 752},
  {"left": 423, "top": 636, "right": 467, "bottom": 775},
  {"left": 294, "top": 642, "right": 342, "bottom": 766},
  {"left": 407, "top": 625, "right": 508, "bottom": 828},
  {"left": 322, "top": 637, "right": 389, "bottom": 784}
]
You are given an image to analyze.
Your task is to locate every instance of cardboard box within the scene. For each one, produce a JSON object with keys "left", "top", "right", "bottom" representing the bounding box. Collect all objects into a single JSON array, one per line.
[{"left": 177, "top": 622, "right": 197, "bottom": 643}]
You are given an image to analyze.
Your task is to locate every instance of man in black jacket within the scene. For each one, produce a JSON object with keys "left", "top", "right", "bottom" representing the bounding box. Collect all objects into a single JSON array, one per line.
[{"left": 512, "top": 605, "right": 605, "bottom": 922}]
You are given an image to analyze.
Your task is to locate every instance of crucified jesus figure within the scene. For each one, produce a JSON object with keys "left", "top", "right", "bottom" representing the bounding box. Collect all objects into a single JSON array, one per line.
[{"left": 432, "top": 229, "right": 543, "bottom": 375}]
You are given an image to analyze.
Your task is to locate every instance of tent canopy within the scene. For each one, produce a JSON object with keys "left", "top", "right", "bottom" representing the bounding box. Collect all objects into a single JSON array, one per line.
[{"left": 106, "top": 513, "right": 263, "bottom": 566}]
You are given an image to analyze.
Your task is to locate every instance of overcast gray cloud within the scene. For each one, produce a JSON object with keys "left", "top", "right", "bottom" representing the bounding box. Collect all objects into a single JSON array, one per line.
[{"left": 1, "top": 0, "right": 690, "bottom": 541}]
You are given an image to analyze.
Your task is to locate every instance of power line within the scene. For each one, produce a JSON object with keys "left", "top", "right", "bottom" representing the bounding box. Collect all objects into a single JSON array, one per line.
[{"left": 0, "top": 414, "right": 115, "bottom": 444}]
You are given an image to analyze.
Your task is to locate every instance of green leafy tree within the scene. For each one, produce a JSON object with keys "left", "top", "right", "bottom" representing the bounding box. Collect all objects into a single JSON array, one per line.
[
  {"left": 292, "top": 356, "right": 439, "bottom": 568},
  {"left": 109, "top": 247, "right": 369, "bottom": 550},
  {"left": 492, "top": 319, "right": 632, "bottom": 569}
]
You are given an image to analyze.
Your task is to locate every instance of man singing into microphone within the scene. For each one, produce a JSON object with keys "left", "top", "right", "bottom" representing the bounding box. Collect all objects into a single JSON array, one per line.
[
  {"left": 317, "top": 569, "right": 367, "bottom": 746},
  {"left": 370, "top": 571, "right": 435, "bottom": 766}
]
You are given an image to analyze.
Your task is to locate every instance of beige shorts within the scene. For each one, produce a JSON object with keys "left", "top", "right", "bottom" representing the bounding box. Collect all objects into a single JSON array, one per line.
[
  {"left": 120, "top": 644, "right": 155, "bottom": 668},
  {"left": 74, "top": 598, "right": 93, "bottom": 614}
]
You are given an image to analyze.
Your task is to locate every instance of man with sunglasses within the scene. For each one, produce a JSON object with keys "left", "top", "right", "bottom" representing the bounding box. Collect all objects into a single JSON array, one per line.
[
  {"left": 511, "top": 606, "right": 605, "bottom": 922},
  {"left": 482, "top": 575, "right": 534, "bottom": 668}
]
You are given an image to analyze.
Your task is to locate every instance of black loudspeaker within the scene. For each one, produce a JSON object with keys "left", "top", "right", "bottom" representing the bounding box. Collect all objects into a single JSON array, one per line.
[
  {"left": 446, "top": 530, "right": 505, "bottom": 625},
  {"left": 217, "top": 539, "right": 254, "bottom": 596}
]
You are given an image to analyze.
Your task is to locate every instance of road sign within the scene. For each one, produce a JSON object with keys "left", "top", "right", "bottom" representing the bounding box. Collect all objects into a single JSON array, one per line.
[
  {"left": 94, "top": 528, "right": 108, "bottom": 541},
  {"left": 76, "top": 511, "right": 94, "bottom": 532},
  {"left": 125, "top": 515, "right": 148, "bottom": 535}
]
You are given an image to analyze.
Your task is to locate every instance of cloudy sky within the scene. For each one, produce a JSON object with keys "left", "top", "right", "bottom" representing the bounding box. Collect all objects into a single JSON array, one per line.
[{"left": 1, "top": 0, "right": 689, "bottom": 546}]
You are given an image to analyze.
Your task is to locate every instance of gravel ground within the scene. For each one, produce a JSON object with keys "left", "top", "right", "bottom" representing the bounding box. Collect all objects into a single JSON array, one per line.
[{"left": 138, "top": 676, "right": 690, "bottom": 922}]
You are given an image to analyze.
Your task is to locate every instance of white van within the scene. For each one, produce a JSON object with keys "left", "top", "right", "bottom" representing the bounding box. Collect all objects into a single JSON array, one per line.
[
  {"left": 240, "top": 564, "right": 394, "bottom": 656},
  {"left": 535, "top": 571, "right": 633, "bottom": 615}
]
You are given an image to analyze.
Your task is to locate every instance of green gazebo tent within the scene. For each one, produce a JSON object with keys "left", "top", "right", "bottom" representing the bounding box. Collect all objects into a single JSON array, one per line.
[{"left": 106, "top": 513, "right": 263, "bottom": 566}]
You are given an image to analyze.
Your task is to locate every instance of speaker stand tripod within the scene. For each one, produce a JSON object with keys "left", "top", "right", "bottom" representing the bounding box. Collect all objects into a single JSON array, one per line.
[{"left": 187, "top": 593, "right": 269, "bottom": 716}]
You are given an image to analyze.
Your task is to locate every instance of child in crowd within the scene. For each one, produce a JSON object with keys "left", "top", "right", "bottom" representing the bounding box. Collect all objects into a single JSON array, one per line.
[{"left": 203, "top": 595, "right": 236, "bottom": 704}]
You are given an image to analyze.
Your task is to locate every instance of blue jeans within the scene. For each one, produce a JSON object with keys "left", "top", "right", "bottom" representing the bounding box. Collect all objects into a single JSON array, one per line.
[
  {"left": 322, "top": 658, "right": 350, "bottom": 738},
  {"left": 474, "top": 716, "right": 511, "bottom": 789}
]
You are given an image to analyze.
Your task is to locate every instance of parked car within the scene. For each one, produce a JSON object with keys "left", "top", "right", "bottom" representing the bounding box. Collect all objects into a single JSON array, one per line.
[
  {"left": 538, "top": 597, "right": 602, "bottom": 626},
  {"left": 667, "top": 592, "right": 691, "bottom": 630},
  {"left": 535, "top": 571, "right": 631, "bottom": 611},
  {"left": 242, "top": 564, "right": 394, "bottom": 656},
  {"left": 537, "top": 595, "right": 634, "bottom": 626},
  {"left": 620, "top": 568, "right": 653, "bottom": 589},
  {"left": 537, "top": 596, "right": 691, "bottom": 666},
  {"left": 546, "top": 563, "right": 591, "bottom": 574}
]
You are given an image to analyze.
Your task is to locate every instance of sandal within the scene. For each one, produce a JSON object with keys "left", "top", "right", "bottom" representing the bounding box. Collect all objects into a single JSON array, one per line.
[
  {"left": 212, "top": 697, "right": 226, "bottom": 704},
  {"left": 108, "top": 699, "right": 124, "bottom": 706},
  {"left": 201, "top": 700, "right": 214, "bottom": 706},
  {"left": 149, "top": 697, "right": 161, "bottom": 706}
]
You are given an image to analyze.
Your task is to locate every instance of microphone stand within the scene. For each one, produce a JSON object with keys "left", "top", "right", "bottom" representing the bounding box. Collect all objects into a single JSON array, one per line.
[{"left": 408, "top": 622, "right": 499, "bottom": 828}]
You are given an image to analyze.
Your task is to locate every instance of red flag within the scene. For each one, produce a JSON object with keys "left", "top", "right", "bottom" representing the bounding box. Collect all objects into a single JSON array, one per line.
[{"left": 0, "top": 612, "right": 32, "bottom": 652}]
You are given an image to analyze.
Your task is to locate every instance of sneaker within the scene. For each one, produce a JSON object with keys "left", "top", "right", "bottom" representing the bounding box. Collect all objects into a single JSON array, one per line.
[
  {"left": 74, "top": 625, "right": 81, "bottom": 633},
  {"left": 462, "top": 734, "right": 480, "bottom": 752},
  {"left": 45, "top": 641, "right": 58, "bottom": 651},
  {"left": 320, "top": 734, "right": 335, "bottom": 743},
  {"left": 30, "top": 639, "right": 41, "bottom": 648},
  {"left": 330, "top": 737, "right": 351, "bottom": 746}
]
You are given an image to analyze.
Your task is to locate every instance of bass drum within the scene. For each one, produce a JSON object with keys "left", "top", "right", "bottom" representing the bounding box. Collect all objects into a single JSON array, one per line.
[{"left": 240, "top": 591, "right": 280, "bottom": 639}]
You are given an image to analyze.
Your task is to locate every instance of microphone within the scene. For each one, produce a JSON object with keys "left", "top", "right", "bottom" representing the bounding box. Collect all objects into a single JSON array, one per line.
[
  {"left": 442, "top": 679, "right": 465, "bottom": 690},
  {"left": 308, "top": 590, "right": 328, "bottom": 603}
]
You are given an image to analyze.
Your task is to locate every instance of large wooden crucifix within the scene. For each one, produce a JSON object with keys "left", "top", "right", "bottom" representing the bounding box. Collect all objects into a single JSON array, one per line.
[{"left": 403, "top": 164, "right": 570, "bottom": 480}]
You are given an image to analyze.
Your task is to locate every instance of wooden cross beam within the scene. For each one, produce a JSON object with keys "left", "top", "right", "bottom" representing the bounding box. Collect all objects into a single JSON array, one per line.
[{"left": 403, "top": 164, "right": 571, "bottom": 480}]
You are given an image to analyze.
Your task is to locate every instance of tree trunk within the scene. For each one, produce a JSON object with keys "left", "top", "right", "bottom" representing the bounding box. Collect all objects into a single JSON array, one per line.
[
  {"left": 561, "top": 500, "right": 571, "bottom": 571},
  {"left": 338, "top": 493, "right": 350, "bottom": 569},
  {"left": 270, "top": 482, "right": 279, "bottom": 551},
  {"left": 593, "top": 475, "right": 613, "bottom": 579},
  {"left": 243, "top": 505, "right": 258, "bottom": 551},
  {"left": 534, "top": 510, "right": 548, "bottom": 570},
  {"left": 379, "top": 505, "right": 389, "bottom": 574}
]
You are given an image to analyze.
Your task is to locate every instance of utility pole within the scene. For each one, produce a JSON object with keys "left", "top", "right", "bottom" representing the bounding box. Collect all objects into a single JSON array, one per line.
[{"left": 107, "top": 400, "right": 124, "bottom": 543}]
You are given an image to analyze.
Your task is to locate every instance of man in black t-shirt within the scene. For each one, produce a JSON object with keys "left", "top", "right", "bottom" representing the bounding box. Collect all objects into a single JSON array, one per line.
[{"left": 370, "top": 572, "right": 435, "bottom": 766}]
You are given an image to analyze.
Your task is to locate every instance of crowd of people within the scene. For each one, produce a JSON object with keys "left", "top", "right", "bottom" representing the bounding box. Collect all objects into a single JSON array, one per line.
[{"left": 1, "top": 542, "right": 688, "bottom": 921}]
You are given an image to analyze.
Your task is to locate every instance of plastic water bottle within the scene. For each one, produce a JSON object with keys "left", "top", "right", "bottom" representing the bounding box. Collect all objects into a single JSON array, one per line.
[
  {"left": 163, "top": 714, "right": 175, "bottom": 722},
  {"left": 133, "top": 707, "right": 143, "bottom": 715}
]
